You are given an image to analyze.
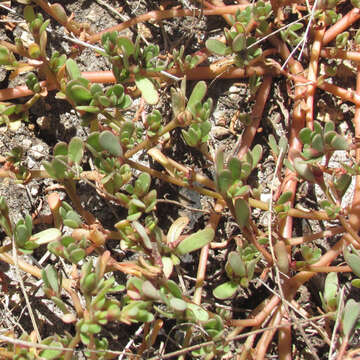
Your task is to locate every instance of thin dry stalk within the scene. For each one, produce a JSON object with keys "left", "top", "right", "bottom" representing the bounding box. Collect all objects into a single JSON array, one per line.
[{"left": 11, "top": 236, "right": 41, "bottom": 343}]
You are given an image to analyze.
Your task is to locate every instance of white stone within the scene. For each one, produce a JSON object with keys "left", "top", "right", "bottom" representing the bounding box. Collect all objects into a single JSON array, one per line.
[
  {"left": 22, "top": 138, "right": 32, "bottom": 150},
  {"left": 30, "top": 144, "right": 45, "bottom": 160}
]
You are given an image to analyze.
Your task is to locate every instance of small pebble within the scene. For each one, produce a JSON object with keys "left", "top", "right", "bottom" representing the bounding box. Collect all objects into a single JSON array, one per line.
[
  {"left": 22, "top": 138, "right": 32, "bottom": 150},
  {"left": 212, "top": 126, "right": 230, "bottom": 139},
  {"left": 87, "top": 9, "right": 97, "bottom": 22},
  {"left": 229, "top": 85, "right": 240, "bottom": 93},
  {"left": 36, "top": 116, "right": 51, "bottom": 131},
  {"left": 20, "top": 31, "right": 33, "bottom": 47},
  {"left": 27, "top": 156, "right": 36, "bottom": 169},
  {"left": 260, "top": 193, "right": 272, "bottom": 203},
  {"left": 30, "top": 185, "right": 39, "bottom": 197},
  {"left": 30, "top": 144, "right": 45, "bottom": 160}
]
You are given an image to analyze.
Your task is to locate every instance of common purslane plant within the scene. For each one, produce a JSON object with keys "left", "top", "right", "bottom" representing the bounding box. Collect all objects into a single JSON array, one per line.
[{"left": 2, "top": 0, "right": 360, "bottom": 358}]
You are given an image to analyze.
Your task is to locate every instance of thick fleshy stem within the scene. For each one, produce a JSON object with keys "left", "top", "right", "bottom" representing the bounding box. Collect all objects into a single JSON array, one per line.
[
  {"left": 33, "top": 0, "right": 84, "bottom": 36},
  {"left": 229, "top": 235, "right": 345, "bottom": 327},
  {"left": 305, "top": 24, "right": 325, "bottom": 130},
  {"left": 0, "top": 65, "right": 273, "bottom": 102},
  {"left": 322, "top": 8, "right": 360, "bottom": 46},
  {"left": 235, "top": 75, "right": 273, "bottom": 160},
  {"left": 180, "top": 203, "right": 223, "bottom": 360},
  {"left": 269, "top": 37, "right": 305, "bottom": 239},
  {"left": 320, "top": 48, "right": 360, "bottom": 62},
  {"left": 348, "top": 66, "right": 360, "bottom": 232},
  {"left": 88, "top": 5, "right": 249, "bottom": 43}
]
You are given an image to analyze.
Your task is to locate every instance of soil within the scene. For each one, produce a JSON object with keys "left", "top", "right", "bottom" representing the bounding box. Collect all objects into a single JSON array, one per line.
[{"left": 0, "top": 0, "right": 359, "bottom": 359}]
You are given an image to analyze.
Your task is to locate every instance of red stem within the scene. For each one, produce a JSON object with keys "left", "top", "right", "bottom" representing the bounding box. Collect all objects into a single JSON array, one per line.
[
  {"left": 0, "top": 66, "right": 273, "bottom": 102},
  {"left": 348, "top": 67, "right": 360, "bottom": 231},
  {"left": 236, "top": 75, "right": 273, "bottom": 160},
  {"left": 306, "top": 25, "right": 325, "bottom": 130},
  {"left": 270, "top": 38, "right": 305, "bottom": 239},
  {"left": 322, "top": 8, "right": 360, "bottom": 46},
  {"left": 88, "top": 5, "right": 248, "bottom": 43}
]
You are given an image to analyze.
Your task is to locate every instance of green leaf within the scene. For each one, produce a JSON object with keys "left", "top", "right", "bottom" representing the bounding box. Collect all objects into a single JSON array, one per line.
[
  {"left": 50, "top": 3, "right": 68, "bottom": 24},
  {"left": 120, "top": 121, "right": 135, "bottom": 146},
  {"left": 87, "top": 131, "right": 102, "bottom": 153},
  {"left": 169, "top": 297, "right": 187, "bottom": 312},
  {"left": 215, "top": 148, "right": 225, "bottom": 173},
  {"left": 278, "top": 136, "right": 288, "bottom": 153},
  {"left": 228, "top": 251, "right": 246, "bottom": 277},
  {"left": 182, "top": 128, "right": 199, "bottom": 147},
  {"left": 65, "top": 210, "right": 82, "bottom": 228},
  {"left": 15, "top": 223, "right": 30, "bottom": 247},
  {"left": 118, "top": 37, "right": 135, "bottom": 56},
  {"left": 142, "top": 281, "right": 161, "bottom": 300},
  {"left": 234, "top": 198, "right": 250, "bottom": 229},
  {"left": 251, "top": 144, "right": 262, "bottom": 168},
  {"left": 66, "top": 58, "right": 82, "bottom": 80},
  {"left": 311, "top": 133, "right": 324, "bottom": 153},
  {"left": 39, "top": 343, "right": 63, "bottom": 360},
  {"left": 24, "top": 213, "right": 32, "bottom": 235},
  {"left": 68, "top": 137, "right": 84, "bottom": 165},
  {"left": 54, "top": 142, "right": 68, "bottom": 157},
  {"left": 213, "top": 281, "right": 238, "bottom": 299},
  {"left": 217, "top": 169, "right": 233, "bottom": 195},
  {"left": 268, "top": 134, "right": 279, "bottom": 156},
  {"left": 343, "top": 299, "right": 360, "bottom": 337},
  {"left": 75, "top": 105, "right": 100, "bottom": 113},
  {"left": 43, "top": 265, "right": 60, "bottom": 295},
  {"left": 67, "top": 85, "right": 92, "bottom": 105},
  {"left": 43, "top": 160, "right": 57, "bottom": 179},
  {"left": 228, "top": 157, "right": 242, "bottom": 180},
  {"left": 99, "top": 130, "right": 122, "bottom": 156},
  {"left": 324, "top": 130, "right": 336, "bottom": 145},
  {"left": 205, "top": 38, "right": 229, "bottom": 56},
  {"left": 324, "top": 272, "right": 338, "bottom": 304},
  {"left": 24, "top": 6, "right": 36, "bottom": 23},
  {"left": 293, "top": 158, "right": 316, "bottom": 182},
  {"left": 70, "top": 248, "right": 86, "bottom": 263},
  {"left": 167, "top": 217, "right": 189, "bottom": 244},
  {"left": 334, "top": 174, "right": 352, "bottom": 197},
  {"left": 232, "top": 33, "right": 246, "bottom": 52},
  {"left": 52, "top": 156, "right": 67, "bottom": 179},
  {"left": 162, "top": 257, "right": 173, "bottom": 278},
  {"left": 134, "top": 173, "right": 151, "bottom": 197},
  {"left": 331, "top": 135, "right": 349, "bottom": 150},
  {"left": 135, "top": 75, "right": 159, "bottom": 105},
  {"left": 166, "top": 279, "right": 183, "bottom": 298},
  {"left": 277, "top": 191, "right": 292, "bottom": 204},
  {"left": 33, "top": 228, "right": 62, "bottom": 245},
  {"left": 136, "top": 309, "right": 154, "bottom": 323},
  {"left": 186, "top": 303, "right": 209, "bottom": 322},
  {"left": 132, "top": 221, "right": 152, "bottom": 250},
  {"left": 28, "top": 43, "right": 41, "bottom": 59},
  {"left": 324, "top": 121, "right": 335, "bottom": 133},
  {"left": 187, "top": 81, "right": 207, "bottom": 115},
  {"left": 171, "top": 87, "right": 185, "bottom": 117},
  {"left": 299, "top": 128, "right": 312, "bottom": 144},
  {"left": 344, "top": 247, "right": 360, "bottom": 277},
  {"left": 80, "top": 332, "right": 90, "bottom": 345},
  {"left": 176, "top": 228, "right": 215, "bottom": 255}
]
